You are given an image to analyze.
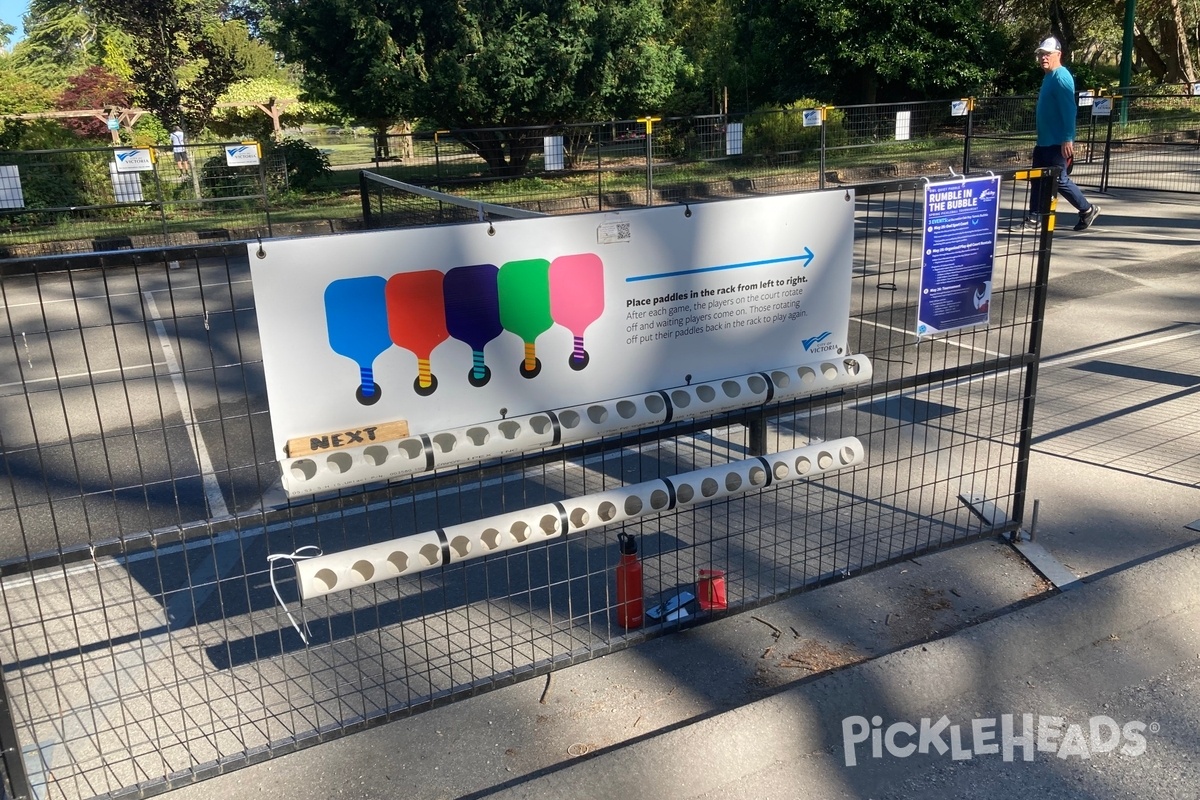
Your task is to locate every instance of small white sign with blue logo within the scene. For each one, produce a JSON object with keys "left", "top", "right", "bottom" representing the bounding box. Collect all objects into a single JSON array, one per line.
[
  {"left": 1092, "top": 98, "right": 1112, "bottom": 117},
  {"left": 113, "top": 148, "right": 154, "bottom": 173},
  {"left": 802, "top": 109, "right": 822, "bottom": 127},
  {"left": 225, "top": 143, "right": 261, "bottom": 167}
]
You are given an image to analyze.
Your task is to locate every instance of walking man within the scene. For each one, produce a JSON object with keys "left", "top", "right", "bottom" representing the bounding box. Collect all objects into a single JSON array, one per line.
[
  {"left": 170, "top": 125, "right": 190, "bottom": 177},
  {"left": 1015, "top": 37, "right": 1100, "bottom": 232}
]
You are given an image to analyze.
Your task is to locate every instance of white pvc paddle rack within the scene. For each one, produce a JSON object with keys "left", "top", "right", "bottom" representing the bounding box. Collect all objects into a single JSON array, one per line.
[
  {"left": 279, "top": 354, "right": 872, "bottom": 498},
  {"left": 293, "top": 436, "right": 866, "bottom": 600}
]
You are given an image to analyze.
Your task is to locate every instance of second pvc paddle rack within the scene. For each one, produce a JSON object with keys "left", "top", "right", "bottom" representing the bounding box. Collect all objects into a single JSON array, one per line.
[{"left": 277, "top": 353, "right": 873, "bottom": 498}]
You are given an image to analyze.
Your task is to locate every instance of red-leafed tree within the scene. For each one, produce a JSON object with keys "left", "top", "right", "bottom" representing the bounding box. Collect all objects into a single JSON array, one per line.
[{"left": 55, "top": 65, "right": 134, "bottom": 139}]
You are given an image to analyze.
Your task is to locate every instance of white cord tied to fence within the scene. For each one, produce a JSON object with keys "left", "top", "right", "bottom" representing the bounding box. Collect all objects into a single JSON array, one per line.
[{"left": 268, "top": 545, "right": 323, "bottom": 644}]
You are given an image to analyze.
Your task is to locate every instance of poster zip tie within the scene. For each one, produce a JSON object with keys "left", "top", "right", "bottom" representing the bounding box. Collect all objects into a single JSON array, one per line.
[{"left": 268, "top": 545, "right": 323, "bottom": 644}]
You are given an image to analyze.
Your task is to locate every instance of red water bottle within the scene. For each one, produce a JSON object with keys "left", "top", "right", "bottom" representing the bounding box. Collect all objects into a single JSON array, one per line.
[{"left": 615, "top": 532, "right": 644, "bottom": 629}]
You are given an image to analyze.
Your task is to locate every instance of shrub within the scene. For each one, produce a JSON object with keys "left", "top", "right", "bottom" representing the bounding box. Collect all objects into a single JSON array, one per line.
[
  {"left": 266, "top": 137, "right": 331, "bottom": 191},
  {"left": 744, "top": 100, "right": 848, "bottom": 157}
]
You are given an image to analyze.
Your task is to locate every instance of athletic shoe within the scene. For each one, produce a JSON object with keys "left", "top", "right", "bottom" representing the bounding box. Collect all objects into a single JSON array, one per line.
[
  {"left": 1074, "top": 204, "right": 1100, "bottom": 231},
  {"left": 1007, "top": 216, "right": 1039, "bottom": 233}
]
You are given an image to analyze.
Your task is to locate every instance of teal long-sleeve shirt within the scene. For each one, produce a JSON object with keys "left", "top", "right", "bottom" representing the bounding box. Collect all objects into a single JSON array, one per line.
[{"left": 1036, "top": 66, "right": 1077, "bottom": 147}]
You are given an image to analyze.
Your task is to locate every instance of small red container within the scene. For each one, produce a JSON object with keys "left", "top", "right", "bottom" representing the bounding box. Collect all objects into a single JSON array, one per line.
[
  {"left": 615, "top": 533, "right": 644, "bottom": 628},
  {"left": 697, "top": 569, "right": 727, "bottom": 611}
]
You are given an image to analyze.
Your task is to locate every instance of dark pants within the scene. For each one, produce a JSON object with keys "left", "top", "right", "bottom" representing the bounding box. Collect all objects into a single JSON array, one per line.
[{"left": 1029, "top": 145, "right": 1091, "bottom": 217}]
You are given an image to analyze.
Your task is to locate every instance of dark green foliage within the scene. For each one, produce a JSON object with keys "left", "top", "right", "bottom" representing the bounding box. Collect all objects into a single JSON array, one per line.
[{"left": 266, "top": 136, "right": 331, "bottom": 190}]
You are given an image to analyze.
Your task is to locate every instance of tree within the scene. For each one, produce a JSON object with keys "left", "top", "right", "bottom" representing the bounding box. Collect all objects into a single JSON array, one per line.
[
  {"left": 55, "top": 65, "right": 133, "bottom": 138},
  {"left": 263, "top": 0, "right": 686, "bottom": 175},
  {"left": 86, "top": 0, "right": 242, "bottom": 131},
  {"left": 737, "top": 0, "right": 1004, "bottom": 105}
]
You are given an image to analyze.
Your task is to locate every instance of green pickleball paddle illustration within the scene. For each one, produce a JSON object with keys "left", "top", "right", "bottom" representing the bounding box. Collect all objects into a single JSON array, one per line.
[{"left": 498, "top": 258, "right": 554, "bottom": 379}]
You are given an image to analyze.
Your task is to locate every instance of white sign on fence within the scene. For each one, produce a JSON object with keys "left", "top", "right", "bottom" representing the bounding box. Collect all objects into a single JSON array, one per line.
[
  {"left": 950, "top": 100, "right": 969, "bottom": 117},
  {"left": 895, "top": 110, "right": 912, "bottom": 141},
  {"left": 109, "top": 162, "right": 144, "bottom": 202},
  {"left": 1077, "top": 90, "right": 1094, "bottom": 108},
  {"left": 543, "top": 136, "right": 565, "bottom": 171},
  {"left": 1092, "top": 98, "right": 1113, "bottom": 117},
  {"left": 802, "top": 109, "right": 822, "bottom": 127},
  {"left": 248, "top": 191, "right": 856, "bottom": 458},
  {"left": 726, "top": 122, "right": 744, "bottom": 155},
  {"left": 113, "top": 148, "right": 154, "bottom": 173},
  {"left": 0, "top": 165, "right": 24, "bottom": 209},
  {"left": 224, "top": 143, "right": 261, "bottom": 166}
]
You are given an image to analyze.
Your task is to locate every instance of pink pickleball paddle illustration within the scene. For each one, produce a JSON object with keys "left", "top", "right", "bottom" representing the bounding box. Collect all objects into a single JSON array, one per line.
[
  {"left": 549, "top": 253, "right": 605, "bottom": 370},
  {"left": 385, "top": 270, "right": 450, "bottom": 396}
]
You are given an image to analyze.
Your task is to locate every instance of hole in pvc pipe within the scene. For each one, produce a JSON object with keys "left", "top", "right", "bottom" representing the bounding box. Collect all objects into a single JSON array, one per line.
[
  {"left": 670, "top": 389, "right": 692, "bottom": 408},
  {"left": 650, "top": 489, "right": 669, "bottom": 509},
  {"left": 398, "top": 439, "right": 424, "bottom": 460},
  {"left": 818, "top": 451, "right": 834, "bottom": 470},
  {"left": 598, "top": 501, "right": 617, "bottom": 521},
  {"left": 772, "top": 461, "right": 790, "bottom": 480},
  {"left": 749, "top": 466, "right": 766, "bottom": 486},
  {"left": 844, "top": 357, "right": 861, "bottom": 375},
  {"left": 822, "top": 362, "right": 838, "bottom": 380},
  {"left": 314, "top": 568, "right": 337, "bottom": 592},
  {"left": 558, "top": 409, "right": 581, "bottom": 429},
  {"left": 795, "top": 456, "right": 813, "bottom": 474},
  {"left": 570, "top": 507, "right": 590, "bottom": 528},
  {"left": 587, "top": 405, "right": 608, "bottom": 424},
  {"left": 840, "top": 445, "right": 857, "bottom": 465},
  {"left": 351, "top": 560, "right": 374, "bottom": 582},
  {"left": 676, "top": 483, "right": 695, "bottom": 503},
  {"left": 450, "top": 536, "right": 471, "bottom": 557},
  {"left": 539, "top": 514, "right": 559, "bottom": 535},
  {"left": 528, "top": 416, "right": 552, "bottom": 435},
  {"left": 466, "top": 427, "right": 490, "bottom": 446},
  {"left": 363, "top": 445, "right": 388, "bottom": 466},
  {"left": 644, "top": 394, "right": 666, "bottom": 414},
  {"left": 511, "top": 521, "right": 531, "bottom": 543},
  {"left": 696, "top": 384, "right": 717, "bottom": 403},
  {"left": 327, "top": 452, "right": 353, "bottom": 474},
  {"left": 387, "top": 551, "right": 408, "bottom": 573},
  {"left": 419, "top": 543, "right": 441, "bottom": 565},
  {"left": 624, "top": 495, "right": 644, "bottom": 515},
  {"left": 701, "top": 477, "right": 719, "bottom": 497},
  {"left": 481, "top": 528, "right": 502, "bottom": 550},
  {"left": 616, "top": 400, "right": 637, "bottom": 419},
  {"left": 798, "top": 366, "right": 817, "bottom": 385},
  {"left": 290, "top": 459, "right": 317, "bottom": 481},
  {"left": 498, "top": 420, "right": 522, "bottom": 439},
  {"left": 747, "top": 374, "right": 768, "bottom": 394},
  {"left": 432, "top": 432, "right": 457, "bottom": 453},
  {"left": 725, "top": 472, "right": 742, "bottom": 491},
  {"left": 721, "top": 380, "right": 741, "bottom": 398},
  {"left": 771, "top": 370, "right": 791, "bottom": 390}
]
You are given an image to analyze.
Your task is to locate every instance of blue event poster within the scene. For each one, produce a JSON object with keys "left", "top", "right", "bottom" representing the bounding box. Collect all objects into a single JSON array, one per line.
[{"left": 917, "top": 175, "right": 1001, "bottom": 336}]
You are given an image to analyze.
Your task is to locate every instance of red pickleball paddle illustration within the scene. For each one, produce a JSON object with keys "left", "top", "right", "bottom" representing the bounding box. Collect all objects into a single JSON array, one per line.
[
  {"left": 385, "top": 270, "right": 450, "bottom": 396},
  {"left": 549, "top": 253, "right": 604, "bottom": 370},
  {"left": 324, "top": 276, "right": 390, "bottom": 405},
  {"left": 444, "top": 264, "right": 502, "bottom": 387}
]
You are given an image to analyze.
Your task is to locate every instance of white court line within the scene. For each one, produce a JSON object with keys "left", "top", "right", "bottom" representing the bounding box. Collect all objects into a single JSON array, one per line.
[
  {"left": 143, "top": 291, "right": 229, "bottom": 520},
  {"left": 0, "top": 360, "right": 166, "bottom": 391},
  {"left": 1041, "top": 327, "right": 1200, "bottom": 369},
  {"left": 855, "top": 317, "right": 1008, "bottom": 358}
]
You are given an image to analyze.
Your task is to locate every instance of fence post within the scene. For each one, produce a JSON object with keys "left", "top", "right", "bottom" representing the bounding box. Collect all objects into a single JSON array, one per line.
[
  {"left": 962, "top": 97, "right": 975, "bottom": 174},
  {"left": 1100, "top": 102, "right": 1117, "bottom": 192},
  {"left": 258, "top": 154, "right": 273, "bottom": 238},
  {"left": 360, "top": 170, "right": 373, "bottom": 229},
  {"left": 1010, "top": 166, "right": 1058, "bottom": 531},
  {"left": 819, "top": 108, "right": 827, "bottom": 190},
  {"left": 0, "top": 667, "right": 33, "bottom": 800},
  {"left": 597, "top": 122, "right": 604, "bottom": 212},
  {"left": 638, "top": 116, "right": 661, "bottom": 206}
]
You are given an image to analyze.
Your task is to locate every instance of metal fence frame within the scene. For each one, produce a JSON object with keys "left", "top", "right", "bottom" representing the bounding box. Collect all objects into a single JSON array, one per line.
[{"left": 0, "top": 167, "right": 1058, "bottom": 799}]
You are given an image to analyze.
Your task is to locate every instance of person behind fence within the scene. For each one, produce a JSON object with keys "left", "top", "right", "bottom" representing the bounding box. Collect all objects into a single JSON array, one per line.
[
  {"left": 1013, "top": 36, "right": 1100, "bottom": 232},
  {"left": 170, "top": 125, "right": 190, "bottom": 176}
]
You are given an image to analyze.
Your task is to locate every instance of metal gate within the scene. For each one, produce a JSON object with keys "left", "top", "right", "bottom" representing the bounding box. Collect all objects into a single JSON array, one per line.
[{"left": 0, "top": 169, "right": 1054, "bottom": 799}]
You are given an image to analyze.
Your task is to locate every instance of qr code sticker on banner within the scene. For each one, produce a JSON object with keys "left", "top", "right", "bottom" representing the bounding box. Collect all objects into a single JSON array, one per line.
[{"left": 597, "top": 221, "right": 631, "bottom": 244}]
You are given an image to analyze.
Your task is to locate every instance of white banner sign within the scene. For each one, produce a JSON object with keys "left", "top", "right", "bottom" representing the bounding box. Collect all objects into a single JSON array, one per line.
[
  {"left": 225, "top": 143, "right": 261, "bottom": 166},
  {"left": 249, "top": 192, "right": 856, "bottom": 458},
  {"left": 726, "top": 122, "right": 743, "bottom": 155},
  {"left": 0, "top": 165, "right": 23, "bottom": 209},
  {"left": 1092, "top": 98, "right": 1113, "bottom": 117},
  {"left": 1077, "top": 90, "right": 1094, "bottom": 108},
  {"left": 113, "top": 148, "right": 154, "bottom": 172},
  {"left": 109, "top": 163, "right": 144, "bottom": 202},
  {"left": 543, "top": 136, "right": 564, "bottom": 171},
  {"left": 950, "top": 100, "right": 969, "bottom": 117},
  {"left": 802, "top": 109, "right": 822, "bottom": 127},
  {"left": 895, "top": 110, "right": 912, "bottom": 141}
]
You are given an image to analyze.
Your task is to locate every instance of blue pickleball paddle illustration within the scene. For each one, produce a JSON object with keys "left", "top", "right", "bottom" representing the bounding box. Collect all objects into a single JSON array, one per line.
[
  {"left": 444, "top": 264, "right": 502, "bottom": 387},
  {"left": 324, "top": 276, "right": 391, "bottom": 405}
]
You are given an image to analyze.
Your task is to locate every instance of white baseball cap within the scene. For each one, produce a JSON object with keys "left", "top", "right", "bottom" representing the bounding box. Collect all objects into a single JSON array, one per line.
[{"left": 1036, "top": 37, "right": 1062, "bottom": 54}]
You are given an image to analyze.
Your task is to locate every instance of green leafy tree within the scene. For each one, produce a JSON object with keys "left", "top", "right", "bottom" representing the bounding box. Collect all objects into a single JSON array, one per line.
[
  {"left": 738, "top": 0, "right": 1003, "bottom": 104},
  {"left": 263, "top": 0, "right": 686, "bottom": 175}
]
